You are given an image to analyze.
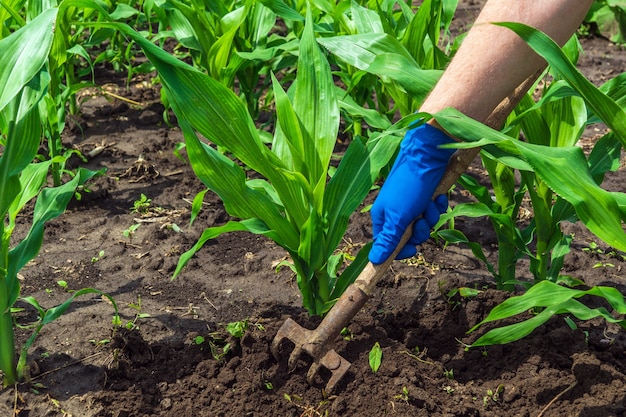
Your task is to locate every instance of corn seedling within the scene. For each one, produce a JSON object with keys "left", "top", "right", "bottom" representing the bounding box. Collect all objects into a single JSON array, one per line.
[
  {"left": 88, "top": 6, "right": 411, "bottom": 316},
  {"left": 432, "top": 23, "right": 626, "bottom": 346},
  {"left": 319, "top": 0, "right": 456, "bottom": 121},
  {"left": 151, "top": 0, "right": 298, "bottom": 118}
]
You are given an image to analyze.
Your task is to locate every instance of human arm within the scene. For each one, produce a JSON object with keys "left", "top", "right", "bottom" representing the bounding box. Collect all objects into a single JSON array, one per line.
[{"left": 369, "top": 0, "right": 595, "bottom": 264}]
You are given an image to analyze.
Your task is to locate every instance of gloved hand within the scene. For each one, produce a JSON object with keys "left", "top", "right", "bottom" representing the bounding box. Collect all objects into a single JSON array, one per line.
[{"left": 369, "top": 123, "right": 455, "bottom": 264}]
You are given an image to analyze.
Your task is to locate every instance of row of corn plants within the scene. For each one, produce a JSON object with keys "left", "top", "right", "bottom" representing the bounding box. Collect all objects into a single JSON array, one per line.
[
  {"left": 3, "top": 0, "right": 626, "bottom": 387},
  {"left": 143, "top": 0, "right": 626, "bottom": 346}
]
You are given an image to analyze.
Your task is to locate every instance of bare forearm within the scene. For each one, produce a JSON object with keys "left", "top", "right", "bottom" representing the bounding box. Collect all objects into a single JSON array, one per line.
[{"left": 422, "top": 0, "right": 594, "bottom": 122}]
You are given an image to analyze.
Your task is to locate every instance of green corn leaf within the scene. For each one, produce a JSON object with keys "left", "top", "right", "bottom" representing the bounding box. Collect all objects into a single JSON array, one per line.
[
  {"left": 190, "top": 189, "right": 208, "bottom": 226},
  {"left": 318, "top": 33, "right": 442, "bottom": 95},
  {"left": 208, "top": 7, "right": 246, "bottom": 81},
  {"left": 588, "top": 133, "right": 621, "bottom": 181},
  {"left": 0, "top": 0, "right": 26, "bottom": 35},
  {"left": 318, "top": 33, "right": 417, "bottom": 72},
  {"left": 162, "top": 5, "right": 203, "bottom": 52},
  {"left": 544, "top": 95, "right": 587, "bottom": 148},
  {"left": 496, "top": 22, "right": 626, "bottom": 146},
  {"left": 517, "top": 143, "right": 626, "bottom": 251},
  {"left": 435, "top": 108, "right": 626, "bottom": 252},
  {"left": 109, "top": 3, "right": 139, "bottom": 20},
  {"left": 0, "top": 70, "right": 48, "bottom": 216},
  {"left": 599, "top": 72, "right": 626, "bottom": 109},
  {"left": 324, "top": 138, "right": 373, "bottom": 261},
  {"left": 248, "top": 1, "right": 275, "bottom": 48},
  {"left": 365, "top": 53, "right": 440, "bottom": 103},
  {"left": 271, "top": 72, "right": 309, "bottom": 173},
  {"left": 166, "top": 0, "right": 215, "bottom": 54},
  {"left": 7, "top": 169, "right": 97, "bottom": 287},
  {"left": 180, "top": 121, "right": 298, "bottom": 249},
  {"left": 337, "top": 87, "right": 392, "bottom": 130},
  {"left": 7, "top": 160, "right": 53, "bottom": 231},
  {"left": 173, "top": 219, "right": 277, "bottom": 279},
  {"left": 471, "top": 302, "right": 562, "bottom": 346},
  {"left": 0, "top": 7, "right": 56, "bottom": 112},
  {"left": 257, "top": 0, "right": 304, "bottom": 23},
  {"left": 469, "top": 281, "right": 582, "bottom": 331},
  {"left": 351, "top": 0, "right": 384, "bottom": 34},
  {"left": 402, "top": 0, "right": 445, "bottom": 69},
  {"left": 471, "top": 281, "right": 626, "bottom": 346},
  {"left": 293, "top": 7, "right": 339, "bottom": 197}
]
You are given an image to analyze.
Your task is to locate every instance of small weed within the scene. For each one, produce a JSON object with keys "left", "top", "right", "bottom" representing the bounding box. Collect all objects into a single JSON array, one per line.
[
  {"left": 122, "top": 223, "right": 141, "bottom": 241},
  {"left": 369, "top": 342, "right": 382, "bottom": 373},
  {"left": 402, "top": 346, "right": 436, "bottom": 365},
  {"left": 340, "top": 327, "right": 353, "bottom": 341},
  {"left": 91, "top": 250, "right": 105, "bottom": 263},
  {"left": 89, "top": 338, "right": 111, "bottom": 348},
  {"left": 125, "top": 295, "right": 150, "bottom": 330},
  {"left": 582, "top": 241, "right": 604, "bottom": 255},
  {"left": 131, "top": 193, "right": 152, "bottom": 214},
  {"left": 56, "top": 280, "right": 72, "bottom": 293},
  {"left": 283, "top": 393, "right": 328, "bottom": 416},
  {"left": 456, "top": 338, "right": 473, "bottom": 352},
  {"left": 607, "top": 250, "right": 626, "bottom": 261},
  {"left": 443, "top": 368, "right": 454, "bottom": 380},
  {"left": 394, "top": 386, "right": 409, "bottom": 404},
  {"left": 226, "top": 319, "right": 249, "bottom": 338},
  {"left": 482, "top": 384, "right": 505, "bottom": 409}
]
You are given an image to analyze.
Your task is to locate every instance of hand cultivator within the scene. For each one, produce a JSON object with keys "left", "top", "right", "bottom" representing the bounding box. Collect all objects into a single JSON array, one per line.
[{"left": 271, "top": 73, "right": 541, "bottom": 393}]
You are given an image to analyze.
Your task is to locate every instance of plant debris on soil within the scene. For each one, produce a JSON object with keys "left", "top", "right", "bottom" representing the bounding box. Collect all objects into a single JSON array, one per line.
[{"left": 3, "top": 1, "right": 626, "bottom": 416}]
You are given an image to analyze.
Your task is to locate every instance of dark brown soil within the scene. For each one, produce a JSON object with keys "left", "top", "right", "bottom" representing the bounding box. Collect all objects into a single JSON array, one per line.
[{"left": 3, "top": 2, "right": 626, "bottom": 416}]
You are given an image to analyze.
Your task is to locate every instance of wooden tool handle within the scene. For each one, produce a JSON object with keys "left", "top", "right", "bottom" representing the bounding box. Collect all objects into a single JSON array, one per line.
[{"left": 354, "top": 70, "right": 542, "bottom": 296}]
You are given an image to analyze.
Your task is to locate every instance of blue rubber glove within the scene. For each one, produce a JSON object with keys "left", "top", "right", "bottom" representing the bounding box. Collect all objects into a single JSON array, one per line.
[{"left": 369, "top": 123, "right": 455, "bottom": 264}]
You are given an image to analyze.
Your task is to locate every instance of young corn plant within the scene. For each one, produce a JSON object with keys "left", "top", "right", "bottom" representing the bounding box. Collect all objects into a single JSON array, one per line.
[
  {"left": 97, "top": 9, "right": 401, "bottom": 316},
  {"left": 434, "top": 38, "right": 588, "bottom": 290},
  {"left": 432, "top": 22, "right": 626, "bottom": 346},
  {"left": 319, "top": 0, "right": 457, "bottom": 120},
  {"left": 151, "top": 0, "right": 297, "bottom": 119},
  {"left": 0, "top": 8, "right": 118, "bottom": 387}
]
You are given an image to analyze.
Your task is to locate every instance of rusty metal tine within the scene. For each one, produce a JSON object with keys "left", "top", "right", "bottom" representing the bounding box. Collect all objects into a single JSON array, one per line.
[
  {"left": 288, "top": 344, "right": 305, "bottom": 372},
  {"left": 306, "top": 361, "right": 321, "bottom": 385},
  {"left": 306, "top": 349, "right": 350, "bottom": 393},
  {"left": 320, "top": 350, "right": 351, "bottom": 393},
  {"left": 271, "top": 318, "right": 304, "bottom": 361}
]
